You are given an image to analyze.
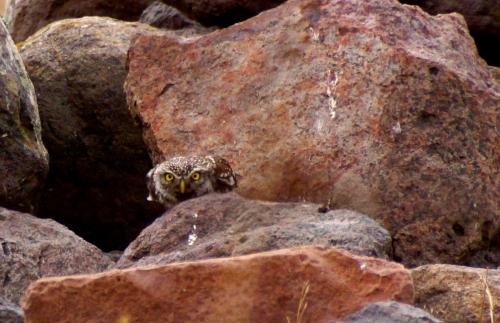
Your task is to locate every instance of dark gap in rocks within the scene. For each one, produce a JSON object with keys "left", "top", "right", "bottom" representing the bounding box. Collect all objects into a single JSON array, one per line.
[
  {"left": 452, "top": 222, "right": 465, "bottom": 236},
  {"left": 470, "top": 31, "right": 500, "bottom": 67},
  {"left": 481, "top": 220, "right": 493, "bottom": 243}
]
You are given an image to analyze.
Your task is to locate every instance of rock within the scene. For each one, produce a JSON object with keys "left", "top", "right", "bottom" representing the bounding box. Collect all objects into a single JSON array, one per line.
[
  {"left": 0, "top": 207, "right": 113, "bottom": 305},
  {"left": 0, "top": 298, "right": 24, "bottom": 323},
  {"left": 399, "top": 0, "right": 500, "bottom": 66},
  {"left": 342, "top": 301, "right": 442, "bottom": 323},
  {"left": 23, "top": 246, "right": 413, "bottom": 323},
  {"left": 117, "top": 193, "right": 391, "bottom": 268},
  {"left": 0, "top": 18, "right": 48, "bottom": 213},
  {"left": 412, "top": 264, "right": 500, "bottom": 323},
  {"left": 18, "top": 17, "right": 172, "bottom": 250},
  {"left": 140, "top": 1, "right": 200, "bottom": 30},
  {"left": 163, "top": 0, "right": 285, "bottom": 27},
  {"left": 4, "top": 0, "right": 155, "bottom": 42},
  {"left": 125, "top": 0, "right": 500, "bottom": 267}
]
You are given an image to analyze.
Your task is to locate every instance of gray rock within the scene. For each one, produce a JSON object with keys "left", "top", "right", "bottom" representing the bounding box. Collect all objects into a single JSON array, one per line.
[
  {"left": 140, "top": 1, "right": 200, "bottom": 30},
  {"left": 117, "top": 192, "right": 391, "bottom": 268},
  {"left": 342, "top": 301, "right": 442, "bottom": 323},
  {"left": 0, "top": 207, "right": 113, "bottom": 304},
  {"left": 0, "top": 18, "right": 48, "bottom": 213},
  {"left": 0, "top": 298, "right": 23, "bottom": 323},
  {"left": 19, "top": 17, "right": 169, "bottom": 250}
]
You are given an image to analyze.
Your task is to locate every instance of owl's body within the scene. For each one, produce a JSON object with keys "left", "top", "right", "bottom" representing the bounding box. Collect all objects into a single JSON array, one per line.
[{"left": 147, "top": 155, "right": 237, "bottom": 208}]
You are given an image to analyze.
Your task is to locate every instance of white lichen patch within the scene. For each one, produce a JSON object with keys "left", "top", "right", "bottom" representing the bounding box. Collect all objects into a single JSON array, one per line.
[
  {"left": 326, "top": 69, "right": 340, "bottom": 119},
  {"left": 392, "top": 121, "right": 402, "bottom": 134}
]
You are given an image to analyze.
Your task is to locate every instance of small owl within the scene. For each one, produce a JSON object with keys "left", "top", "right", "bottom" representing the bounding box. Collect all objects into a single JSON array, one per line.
[{"left": 146, "top": 155, "right": 237, "bottom": 208}]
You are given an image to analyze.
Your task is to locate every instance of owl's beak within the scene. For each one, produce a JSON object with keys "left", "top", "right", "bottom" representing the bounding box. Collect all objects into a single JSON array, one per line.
[{"left": 179, "top": 180, "right": 186, "bottom": 194}]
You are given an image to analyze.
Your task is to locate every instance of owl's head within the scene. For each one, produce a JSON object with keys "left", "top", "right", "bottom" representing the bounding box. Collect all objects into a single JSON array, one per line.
[{"left": 147, "top": 155, "right": 237, "bottom": 208}]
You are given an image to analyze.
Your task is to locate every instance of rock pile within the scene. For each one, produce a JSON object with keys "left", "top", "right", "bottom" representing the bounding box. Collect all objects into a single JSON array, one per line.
[{"left": 0, "top": 0, "right": 497, "bottom": 322}]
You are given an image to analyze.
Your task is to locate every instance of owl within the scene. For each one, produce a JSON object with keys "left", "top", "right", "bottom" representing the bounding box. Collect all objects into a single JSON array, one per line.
[{"left": 146, "top": 155, "right": 237, "bottom": 208}]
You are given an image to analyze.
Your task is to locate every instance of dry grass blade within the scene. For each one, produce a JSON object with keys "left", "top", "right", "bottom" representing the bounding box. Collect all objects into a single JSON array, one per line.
[
  {"left": 285, "top": 281, "right": 311, "bottom": 323},
  {"left": 479, "top": 269, "right": 495, "bottom": 323}
]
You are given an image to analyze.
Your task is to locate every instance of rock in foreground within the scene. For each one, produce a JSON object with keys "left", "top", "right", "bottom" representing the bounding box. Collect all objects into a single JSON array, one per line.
[
  {"left": 118, "top": 193, "right": 391, "bottom": 268},
  {"left": 0, "top": 298, "right": 24, "bottom": 323},
  {"left": 412, "top": 264, "right": 500, "bottom": 323},
  {"left": 126, "top": 0, "right": 499, "bottom": 267},
  {"left": 0, "top": 207, "right": 113, "bottom": 305},
  {"left": 343, "top": 301, "right": 442, "bottom": 323},
  {"left": 19, "top": 17, "right": 169, "bottom": 250},
  {"left": 24, "top": 246, "right": 413, "bottom": 323},
  {"left": 0, "top": 19, "right": 48, "bottom": 213}
]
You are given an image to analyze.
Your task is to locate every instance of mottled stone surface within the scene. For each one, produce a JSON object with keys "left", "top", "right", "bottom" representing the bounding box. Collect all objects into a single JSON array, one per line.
[
  {"left": 0, "top": 297, "right": 24, "bottom": 323},
  {"left": 125, "top": 0, "right": 499, "bottom": 266},
  {"left": 23, "top": 246, "right": 413, "bottom": 323},
  {"left": 342, "top": 301, "right": 442, "bottom": 323},
  {"left": 18, "top": 17, "right": 169, "bottom": 250},
  {"left": 118, "top": 193, "right": 391, "bottom": 268},
  {"left": 5, "top": 0, "right": 155, "bottom": 42},
  {"left": 140, "top": 1, "right": 200, "bottom": 30},
  {"left": 163, "top": 0, "right": 284, "bottom": 27},
  {"left": 0, "top": 19, "right": 48, "bottom": 213},
  {"left": 0, "top": 207, "right": 113, "bottom": 305},
  {"left": 399, "top": 0, "right": 500, "bottom": 65},
  {"left": 412, "top": 264, "right": 500, "bottom": 323}
]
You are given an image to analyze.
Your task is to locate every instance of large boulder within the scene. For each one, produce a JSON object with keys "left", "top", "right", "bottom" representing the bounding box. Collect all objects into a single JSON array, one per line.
[
  {"left": 162, "top": 0, "right": 285, "bottom": 27},
  {"left": 23, "top": 246, "right": 413, "bottom": 323},
  {"left": 343, "top": 301, "right": 442, "bottom": 323},
  {"left": 118, "top": 193, "right": 391, "bottom": 268},
  {"left": 399, "top": 0, "right": 500, "bottom": 65},
  {"left": 18, "top": 17, "right": 173, "bottom": 250},
  {"left": 4, "top": 0, "right": 155, "bottom": 42},
  {"left": 125, "top": 0, "right": 499, "bottom": 267},
  {"left": 0, "top": 19, "right": 48, "bottom": 213},
  {"left": 412, "top": 264, "right": 500, "bottom": 323},
  {"left": 0, "top": 207, "right": 113, "bottom": 305}
]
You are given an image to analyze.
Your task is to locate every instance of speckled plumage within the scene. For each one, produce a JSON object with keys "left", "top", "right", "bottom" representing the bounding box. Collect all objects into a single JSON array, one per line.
[{"left": 146, "top": 155, "right": 237, "bottom": 208}]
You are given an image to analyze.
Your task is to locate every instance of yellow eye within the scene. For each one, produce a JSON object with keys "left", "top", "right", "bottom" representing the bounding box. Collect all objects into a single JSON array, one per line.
[
  {"left": 165, "top": 173, "right": 174, "bottom": 182},
  {"left": 191, "top": 172, "right": 201, "bottom": 181}
]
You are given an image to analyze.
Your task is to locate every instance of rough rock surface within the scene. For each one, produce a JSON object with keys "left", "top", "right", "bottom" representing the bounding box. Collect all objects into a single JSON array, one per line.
[
  {"left": 118, "top": 193, "right": 391, "bottom": 267},
  {"left": 5, "top": 0, "right": 155, "bottom": 42},
  {"left": 342, "top": 301, "right": 442, "bottom": 323},
  {"left": 412, "top": 264, "right": 500, "bottom": 323},
  {"left": 0, "top": 19, "right": 48, "bottom": 213},
  {"left": 163, "top": 0, "right": 285, "bottom": 27},
  {"left": 126, "top": 0, "right": 500, "bottom": 267},
  {"left": 399, "top": 0, "right": 500, "bottom": 65},
  {"left": 23, "top": 246, "right": 413, "bottom": 323},
  {"left": 0, "top": 297, "right": 24, "bottom": 323},
  {"left": 0, "top": 207, "right": 113, "bottom": 305},
  {"left": 18, "top": 17, "right": 171, "bottom": 250},
  {"left": 140, "top": 1, "right": 201, "bottom": 30}
]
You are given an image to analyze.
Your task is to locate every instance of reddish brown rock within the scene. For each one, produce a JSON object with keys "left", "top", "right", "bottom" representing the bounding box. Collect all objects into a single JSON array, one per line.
[
  {"left": 125, "top": 0, "right": 499, "bottom": 266},
  {"left": 19, "top": 17, "right": 171, "bottom": 250},
  {"left": 0, "top": 207, "right": 113, "bottom": 305},
  {"left": 23, "top": 246, "right": 413, "bottom": 323},
  {"left": 0, "top": 18, "right": 48, "bottom": 213},
  {"left": 412, "top": 264, "right": 500, "bottom": 323},
  {"left": 163, "top": 0, "right": 285, "bottom": 27},
  {"left": 118, "top": 193, "right": 391, "bottom": 268},
  {"left": 399, "top": 0, "right": 500, "bottom": 65},
  {"left": 4, "top": 0, "right": 155, "bottom": 42}
]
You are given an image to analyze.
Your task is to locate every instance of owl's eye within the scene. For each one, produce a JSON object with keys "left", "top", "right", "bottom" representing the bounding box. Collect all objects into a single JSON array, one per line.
[
  {"left": 165, "top": 173, "right": 174, "bottom": 182},
  {"left": 191, "top": 172, "right": 201, "bottom": 181}
]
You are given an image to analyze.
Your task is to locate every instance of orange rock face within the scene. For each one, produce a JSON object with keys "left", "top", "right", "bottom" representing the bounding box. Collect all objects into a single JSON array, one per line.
[
  {"left": 23, "top": 246, "right": 413, "bottom": 323},
  {"left": 125, "top": 0, "right": 499, "bottom": 266}
]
